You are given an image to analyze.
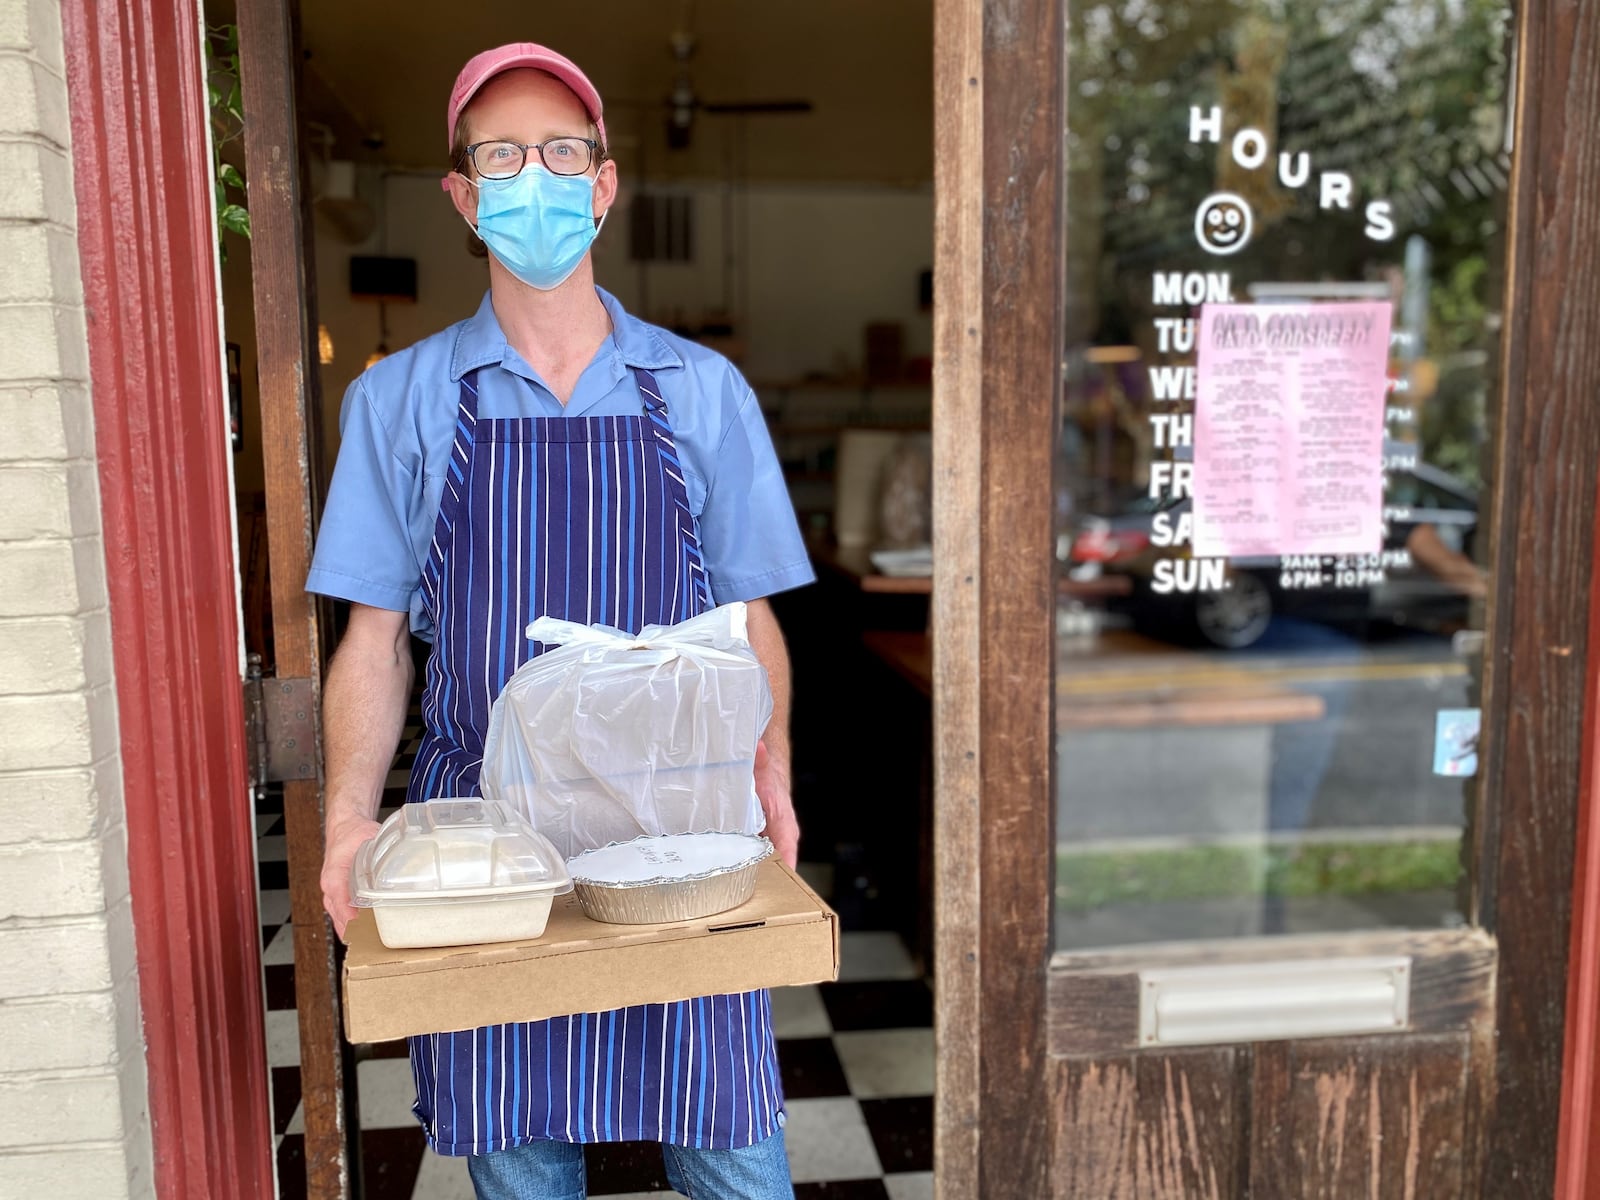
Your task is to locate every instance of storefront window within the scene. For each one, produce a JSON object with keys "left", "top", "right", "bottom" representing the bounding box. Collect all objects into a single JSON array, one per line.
[{"left": 1055, "top": 0, "right": 1513, "bottom": 948}]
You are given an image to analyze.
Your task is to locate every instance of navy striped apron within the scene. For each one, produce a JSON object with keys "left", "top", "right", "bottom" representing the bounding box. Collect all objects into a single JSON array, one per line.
[{"left": 403, "top": 366, "right": 784, "bottom": 1156}]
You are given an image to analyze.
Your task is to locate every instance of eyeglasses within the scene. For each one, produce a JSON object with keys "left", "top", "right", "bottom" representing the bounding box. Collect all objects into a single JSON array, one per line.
[{"left": 459, "top": 138, "right": 600, "bottom": 180}]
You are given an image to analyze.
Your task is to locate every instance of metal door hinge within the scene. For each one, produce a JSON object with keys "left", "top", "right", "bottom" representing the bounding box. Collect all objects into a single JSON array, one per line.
[{"left": 245, "top": 654, "right": 318, "bottom": 786}]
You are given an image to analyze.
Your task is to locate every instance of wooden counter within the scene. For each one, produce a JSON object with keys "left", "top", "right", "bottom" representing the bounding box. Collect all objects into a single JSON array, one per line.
[
  {"left": 814, "top": 543, "right": 1132, "bottom": 599},
  {"left": 861, "top": 630, "right": 1328, "bottom": 728}
]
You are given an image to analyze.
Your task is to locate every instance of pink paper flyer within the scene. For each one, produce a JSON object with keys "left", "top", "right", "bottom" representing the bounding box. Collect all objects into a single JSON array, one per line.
[{"left": 1192, "top": 301, "right": 1392, "bottom": 558}]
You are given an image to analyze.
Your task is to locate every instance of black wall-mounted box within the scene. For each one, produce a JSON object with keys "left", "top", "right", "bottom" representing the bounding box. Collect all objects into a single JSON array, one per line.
[{"left": 350, "top": 256, "right": 418, "bottom": 301}]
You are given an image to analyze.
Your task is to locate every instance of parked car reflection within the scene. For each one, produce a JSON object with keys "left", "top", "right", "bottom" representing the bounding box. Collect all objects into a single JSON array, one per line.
[{"left": 1063, "top": 462, "right": 1481, "bottom": 649}]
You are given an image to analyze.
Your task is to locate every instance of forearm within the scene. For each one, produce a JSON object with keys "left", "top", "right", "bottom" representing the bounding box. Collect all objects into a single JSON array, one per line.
[
  {"left": 323, "top": 606, "right": 415, "bottom": 835},
  {"left": 745, "top": 598, "right": 792, "bottom": 772},
  {"left": 1406, "top": 525, "right": 1486, "bottom": 594}
]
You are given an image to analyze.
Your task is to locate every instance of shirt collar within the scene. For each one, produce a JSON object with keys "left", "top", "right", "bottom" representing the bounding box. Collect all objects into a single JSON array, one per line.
[{"left": 450, "top": 287, "right": 683, "bottom": 381}]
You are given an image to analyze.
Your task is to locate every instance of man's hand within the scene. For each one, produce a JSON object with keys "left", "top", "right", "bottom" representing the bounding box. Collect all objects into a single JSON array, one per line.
[
  {"left": 320, "top": 604, "right": 413, "bottom": 942},
  {"left": 322, "top": 813, "right": 382, "bottom": 941},
  {"left": 755, "top": 739, "right": 800, "bottom": 868},
  {"left": 745, "top": 600, "right": 799, "bottom": 869}
]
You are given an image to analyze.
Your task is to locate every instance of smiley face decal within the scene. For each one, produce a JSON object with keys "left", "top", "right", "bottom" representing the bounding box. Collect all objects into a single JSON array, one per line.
[{"left": 1195, "top": 192, "right": 1253, "bottom": 256}]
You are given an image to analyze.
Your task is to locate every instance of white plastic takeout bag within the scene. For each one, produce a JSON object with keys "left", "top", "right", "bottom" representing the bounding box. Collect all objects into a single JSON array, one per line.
[{"left": 480, "top": 602, "right": 773, "bottom": 859}]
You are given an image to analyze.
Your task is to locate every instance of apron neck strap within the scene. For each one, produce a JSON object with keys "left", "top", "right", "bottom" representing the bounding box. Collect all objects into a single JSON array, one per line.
[
  {"left": 457, "top": 366, "right": 483, "bottom": 423},
  {"left": 634, "top": 367, "right": 668, "bottom": 417}
]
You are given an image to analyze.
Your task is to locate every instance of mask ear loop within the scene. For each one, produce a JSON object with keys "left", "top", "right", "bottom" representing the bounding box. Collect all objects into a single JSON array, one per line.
[
  {"left": 457, "top": 178, "right": 483, "bottom": 241},
  {"left": 444, "top": 168, "right": 488, "bottom": 244}
]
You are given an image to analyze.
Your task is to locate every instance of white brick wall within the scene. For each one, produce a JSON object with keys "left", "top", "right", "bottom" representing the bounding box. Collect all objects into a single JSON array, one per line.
[{"left": 0, "top": 1, "right": 154, "bottom": 1197}]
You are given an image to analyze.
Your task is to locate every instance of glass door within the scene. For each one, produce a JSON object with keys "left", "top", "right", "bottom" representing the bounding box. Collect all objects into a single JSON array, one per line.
[
  {"left": 931, "top": 0, "right": 1600, "bottom": 1194},
  {"left": 1048, "top": 1, "right": 1540, "bottom": 1194},
  {"left": 1054, "top": 0, "right": 1510, "bottom": 953}
]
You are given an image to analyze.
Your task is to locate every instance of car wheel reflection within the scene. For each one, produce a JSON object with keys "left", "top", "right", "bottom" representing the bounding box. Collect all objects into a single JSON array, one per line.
[{"left": 1195, "top": 572, "right": 1274, "bottom": 649}]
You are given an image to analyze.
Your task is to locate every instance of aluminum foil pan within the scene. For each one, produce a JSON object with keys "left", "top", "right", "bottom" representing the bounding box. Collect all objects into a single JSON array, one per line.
[{"left": 568, "top": 833, "right": 774, "bottom": 924}]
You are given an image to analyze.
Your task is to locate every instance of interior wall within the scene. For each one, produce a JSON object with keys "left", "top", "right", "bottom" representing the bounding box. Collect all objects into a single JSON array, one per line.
[
  {"left": 310, "top": 171, "right": 933, "bottom": 460},
  {"left": 598, "top": 183, "right": 935, "bottom": 385},
  {"left": 292, "top": 0, "right": 935, "bottom": 187}
]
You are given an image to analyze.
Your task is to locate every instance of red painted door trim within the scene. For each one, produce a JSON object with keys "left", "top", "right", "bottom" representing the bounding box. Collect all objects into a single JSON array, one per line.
[
  {"left": 1556, "top": 479, "right": 1600, "bottom": 1199},
  {"left": 61, "top": 1, "right": 275, "bottom": 1197}
]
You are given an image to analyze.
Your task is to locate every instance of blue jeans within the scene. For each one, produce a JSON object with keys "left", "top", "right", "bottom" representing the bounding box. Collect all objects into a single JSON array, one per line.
[{"left": 465, "top": 1128, "right": 794, "bottom": 1200}]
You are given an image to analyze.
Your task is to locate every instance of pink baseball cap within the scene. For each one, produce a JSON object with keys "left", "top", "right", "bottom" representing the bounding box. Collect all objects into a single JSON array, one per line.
[{"left": 445, "top": 43, "right": 607, "bottom": 155}]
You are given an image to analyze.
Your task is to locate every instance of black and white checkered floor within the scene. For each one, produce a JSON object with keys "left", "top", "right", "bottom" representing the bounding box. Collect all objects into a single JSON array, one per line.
[{"left": 256, "top": 761, "right": 933, "bottom": 1199}]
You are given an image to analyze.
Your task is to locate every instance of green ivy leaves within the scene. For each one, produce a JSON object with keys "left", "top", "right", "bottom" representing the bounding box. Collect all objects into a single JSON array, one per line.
[{"left": 208, "top": 24, "right": 249, "bottom": 262}]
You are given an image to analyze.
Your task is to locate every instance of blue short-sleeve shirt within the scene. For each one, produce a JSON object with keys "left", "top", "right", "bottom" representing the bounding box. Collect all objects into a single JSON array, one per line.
[{"left": 306, "top": 288, "right": 815, "bottom": 639}]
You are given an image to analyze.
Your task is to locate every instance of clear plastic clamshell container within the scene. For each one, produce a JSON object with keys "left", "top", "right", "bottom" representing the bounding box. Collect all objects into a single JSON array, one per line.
[{"left": 351, "top": 798, "right": 573, "bottom": 948}]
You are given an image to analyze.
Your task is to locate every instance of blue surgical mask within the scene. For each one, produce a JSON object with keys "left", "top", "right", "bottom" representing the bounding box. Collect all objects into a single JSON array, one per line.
[{"left": 466, "top": 168, "right": 605, "bottom": 290}]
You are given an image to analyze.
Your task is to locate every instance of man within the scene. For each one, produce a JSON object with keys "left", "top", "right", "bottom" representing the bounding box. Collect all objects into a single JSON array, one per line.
[{"left": 308, "top": 42, "right": 813, "bottom": 1199}]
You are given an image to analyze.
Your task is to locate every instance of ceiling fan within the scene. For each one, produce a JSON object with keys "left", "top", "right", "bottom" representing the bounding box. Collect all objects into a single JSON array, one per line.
[{"left": 638, "top": 12, "right": 814, "bottom": 151}]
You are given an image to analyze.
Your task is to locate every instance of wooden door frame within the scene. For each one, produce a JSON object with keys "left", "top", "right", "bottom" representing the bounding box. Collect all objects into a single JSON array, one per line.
[
  {"left": 1480, "top": 1, "right": 1600, "bottom": 1192},
  {"left": 932, "top": 0, "right": 1064, "bottom": 1195},
  {"left": 60, "top": 0, "right": 275, "bottom": 1197},
  {"left": 932, "top": 0, "right": 1600, "bottom": 1196},
  {"left": 1549, "top": 0, "right": 1600, "bottom": 1187},
  {"left": 234, "top": 0, "right": 351, "bottom": 1196}
]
